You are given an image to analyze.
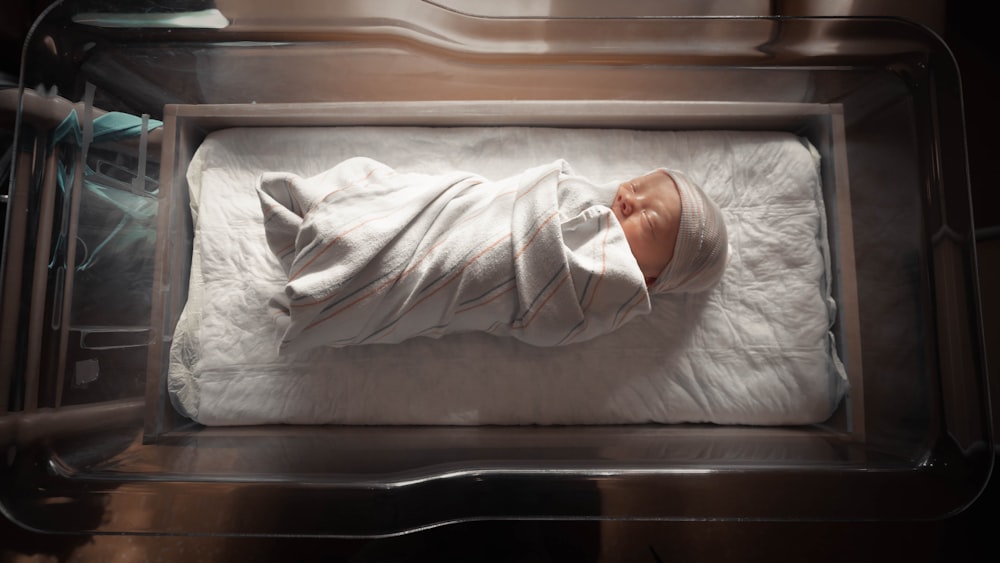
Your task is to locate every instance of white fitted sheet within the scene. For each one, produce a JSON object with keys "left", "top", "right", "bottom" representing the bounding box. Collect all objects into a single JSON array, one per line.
[{"left": 168, "top": 127, "right": 848, "bottom": 426}]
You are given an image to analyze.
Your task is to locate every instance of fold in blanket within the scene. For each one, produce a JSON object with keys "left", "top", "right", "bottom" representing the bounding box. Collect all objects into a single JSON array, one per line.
[{"left": 257, "top": 157, "right": 650, "bottom": 353}]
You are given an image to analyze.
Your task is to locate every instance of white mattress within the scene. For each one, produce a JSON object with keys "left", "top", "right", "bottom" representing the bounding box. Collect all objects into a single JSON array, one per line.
[{"left": 168, "top": 127, "right": 848, "bottom": 426}]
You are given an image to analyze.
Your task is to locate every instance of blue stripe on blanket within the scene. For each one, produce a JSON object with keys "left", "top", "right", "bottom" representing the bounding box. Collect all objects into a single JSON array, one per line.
[
  {"left": 612, "top": 287, "right": 647, "bottom": 327},
  {"left": 357, "top": 321, "right": 453, "bottom": 346},
  {"left": 576, "top": 213, "right": 605, "bottom": 308},
  {"left": 363, "top": 236, "right": 510, "bottom": 342},
  {"left": 412, "top": 235, "right": 503, "bottom": 297},
  {"left": 289, "top": 197, "right": 413, "bottom": 281},
  {"left": 557, "top": 317, "right": 588, "bottom": 346},
  {"left": 458, "top": 276, "right": 516, "bottom": 308},
  {"left": 555, "top": 216, "right": 605, "bottom": 346},
  {"left": 512, "top": 263, "right": 568, "bottom": 327},
  {"left": 310, "top": 267, "right": 400, "bottom": 314}
]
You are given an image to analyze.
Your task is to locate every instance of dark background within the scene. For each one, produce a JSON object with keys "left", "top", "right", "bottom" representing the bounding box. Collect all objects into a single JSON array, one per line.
[{"left": 1, "top": 1, "right": 997, "bottom": 561}]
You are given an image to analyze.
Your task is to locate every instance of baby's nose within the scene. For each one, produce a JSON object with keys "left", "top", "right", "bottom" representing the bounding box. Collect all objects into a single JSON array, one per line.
[{"left": 617, "top": 192, "right": 635, "bottom": 216}]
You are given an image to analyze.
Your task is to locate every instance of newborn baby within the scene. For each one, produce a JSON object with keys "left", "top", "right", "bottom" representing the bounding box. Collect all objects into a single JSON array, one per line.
[
  {"left": 258, "top": 158, "right": 727, "bottom": 353},
  {"left": 610, "top": 168, "right": 728, "bottom": 293}
]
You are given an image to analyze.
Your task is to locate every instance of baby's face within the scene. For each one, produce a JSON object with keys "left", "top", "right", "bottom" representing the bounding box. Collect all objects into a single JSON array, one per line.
[{"left": 611, "top": 170, "right": 682, "bottom": 284}]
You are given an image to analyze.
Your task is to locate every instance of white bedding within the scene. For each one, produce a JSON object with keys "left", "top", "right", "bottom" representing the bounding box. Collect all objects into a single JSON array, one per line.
[{"left": 168, "top": 127, "right": 848, "bottom": 426}]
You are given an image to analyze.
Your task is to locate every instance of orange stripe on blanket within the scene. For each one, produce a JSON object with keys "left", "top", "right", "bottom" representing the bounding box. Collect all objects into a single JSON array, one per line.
[
  {"left": 288, "top": 206, "right": 405, "bottom": 281},
  {"left": 514, "top": 272, "right": 570, "bottom": 330},
  {"left": 307, "top": 166, "right": 381, "bottom": 214},
  {"left": 561, "top": 213, "right": 612, "bottom": 343},
  {"left": 304, "top": 231, "right": 513, "bottom": 331},
  {"left": 583, "top": 212, "right": 612, "bottom": 312},
  {"left": 613, "top": 291, "right": 648, "bottom": 329},
  {"left": 455, "top": 283, "right": 516, "bottom": 314},
  {"left": 290, "top": 228, "right": 454, "bottom": 310},
  {"left": 514, "top": 211, "right": 559, "bottom": 260},
  {"left": 289, "top": 185, "right": 518, "bottom": 310},
  {"left": 513, "top": 168, "right": 557, "bottom": 203}
]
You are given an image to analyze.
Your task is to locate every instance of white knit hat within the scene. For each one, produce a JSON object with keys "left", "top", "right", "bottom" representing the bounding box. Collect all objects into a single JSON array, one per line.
[{"left": 649, "top": 169, "right": 728, "bottom": 294}]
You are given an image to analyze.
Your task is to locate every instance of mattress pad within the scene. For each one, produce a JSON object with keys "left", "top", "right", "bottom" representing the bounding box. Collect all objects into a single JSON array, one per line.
[{"left": 169, "top": 126, "right": 847, "bottom": 425}]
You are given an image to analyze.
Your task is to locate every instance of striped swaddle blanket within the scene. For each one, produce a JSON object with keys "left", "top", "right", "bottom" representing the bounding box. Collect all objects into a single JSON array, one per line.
[{"left": 256, "top": 157, "right": 651, "bottom": 354}]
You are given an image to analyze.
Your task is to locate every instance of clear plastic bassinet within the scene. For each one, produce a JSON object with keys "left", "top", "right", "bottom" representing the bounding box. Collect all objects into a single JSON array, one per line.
[{"left": 0, "top": 0, "right": 991, "bottom": 536}]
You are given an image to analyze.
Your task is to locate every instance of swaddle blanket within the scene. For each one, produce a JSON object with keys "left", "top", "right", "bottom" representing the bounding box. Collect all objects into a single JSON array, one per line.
[
  {"left": 257, "top": 158, "right": 648, "bottom": 353},
  {"left": 168, "top": 126, "right": 848, "bottom": 426}
]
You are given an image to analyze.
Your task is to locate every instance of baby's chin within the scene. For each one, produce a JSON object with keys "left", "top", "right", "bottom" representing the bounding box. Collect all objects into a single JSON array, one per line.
[{"left": 642, "top": 254, "right": 674, "bottom": 283}]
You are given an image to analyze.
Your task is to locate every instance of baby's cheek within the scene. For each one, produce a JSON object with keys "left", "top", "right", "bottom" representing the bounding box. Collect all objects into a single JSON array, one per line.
[
  {"left": 620, "top": 224, "right": 640, "bottom": 254},
  {"left": 623, "top": 229, "right": 651, "bottom": 269}
]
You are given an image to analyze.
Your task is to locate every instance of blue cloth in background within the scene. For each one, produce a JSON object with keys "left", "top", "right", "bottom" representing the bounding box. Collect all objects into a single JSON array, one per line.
[
  {"left": 52, "top": 109, "right": 163, "bottom": 147},
  {"left": 50, "top": 109, "right": 162, "bottom": 274}
]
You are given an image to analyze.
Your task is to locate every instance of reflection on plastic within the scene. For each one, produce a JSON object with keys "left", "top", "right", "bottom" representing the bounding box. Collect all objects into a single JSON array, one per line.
[
  {"left": 79, "top": 328, "right": 150, "bottom": 351},
  {"left": 71, "top": 9, "right": 229, "bottom": 29},
  {"left": 73, "top": 358, "right": 99, "bottom": 387}
]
